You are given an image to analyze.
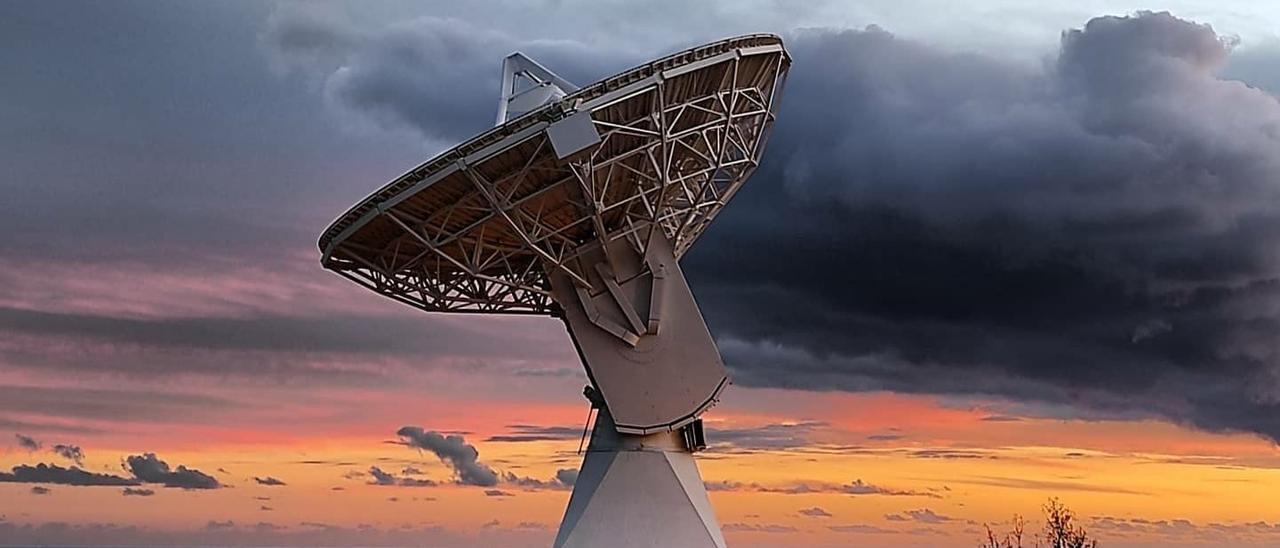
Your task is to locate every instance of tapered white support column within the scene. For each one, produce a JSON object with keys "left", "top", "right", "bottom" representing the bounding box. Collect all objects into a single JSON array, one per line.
[{"left": 553, "top": 408, "right": 725, "bottom": 548}]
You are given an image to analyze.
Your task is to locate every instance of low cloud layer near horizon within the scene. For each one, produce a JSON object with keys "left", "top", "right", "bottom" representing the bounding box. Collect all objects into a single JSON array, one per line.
[
  {"left": 270, "top": 10, "right": 1280, "bottom": 442},
  {"left": 0, "top": 452, "right": 220, "bottom": 489}
]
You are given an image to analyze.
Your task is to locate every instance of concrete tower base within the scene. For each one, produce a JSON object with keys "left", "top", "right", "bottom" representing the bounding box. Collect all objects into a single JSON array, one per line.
[{"left": 553, "top": 409, "right": 725, "bottom": 548}]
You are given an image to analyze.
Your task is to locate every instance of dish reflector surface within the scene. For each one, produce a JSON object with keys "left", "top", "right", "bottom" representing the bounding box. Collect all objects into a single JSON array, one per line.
[{"left": 319, "top": 34, "right": 790, "bottom": 315}]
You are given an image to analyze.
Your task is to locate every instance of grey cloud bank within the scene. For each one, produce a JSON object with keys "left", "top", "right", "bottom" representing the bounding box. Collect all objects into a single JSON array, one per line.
[
  {"left": 0, "top": 452, "right": 224, "bottom": 490},
  {"left": 291, "top": 8, "right": 1280, "bottom": 442},
  {"left": 124, "top": 453, "right": 221, "bottom": 490},
  {"left": 689, "top": 12, "right": 1280, "bottom": 441},
  {"left": 0, "top": 463, "right": 138, "bottom": 487},
  {"left": 265, "top": 7, "right": 637, "bottom": 146}
]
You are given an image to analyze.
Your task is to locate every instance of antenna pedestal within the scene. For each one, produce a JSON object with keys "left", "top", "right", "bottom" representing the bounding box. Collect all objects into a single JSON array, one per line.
[
  {"left": 548, "top": 234, "right": 728, "bottom": 435},
  {"left": 554, "top": 408, "right": 725, "bottom": 548}
]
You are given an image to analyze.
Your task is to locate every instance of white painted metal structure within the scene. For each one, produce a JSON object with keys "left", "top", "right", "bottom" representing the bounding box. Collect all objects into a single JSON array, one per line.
[
  {"left": 319, "top": 34, "right": 789, "bottom": 547},
  {"left": 497, "top": 52, "right": 579, "bottom": 125},
  {"left": 555, "top": 406, "right": 726, "bottom": 548}
]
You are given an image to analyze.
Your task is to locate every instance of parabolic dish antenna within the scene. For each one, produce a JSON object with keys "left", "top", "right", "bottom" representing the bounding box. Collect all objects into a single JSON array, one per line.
[{"left": 320, "top": 34, "right": 789, "bottom": 547}]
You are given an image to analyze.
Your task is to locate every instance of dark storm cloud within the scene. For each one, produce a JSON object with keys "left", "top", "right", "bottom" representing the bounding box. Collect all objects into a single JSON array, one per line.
[
  {"left": 318, "top": 17, "right": 518, "bottom": 142},
  {"left": 262, "top": 4, "right": 360, "bottom": 68},
  {"left": 253, "top": 476, "right": 286, "bottom": 486},
  {"left": 683, "top": 12, "right": 1280, "bottom": 442},
  {"left": 396, "top": 427, "right": 499, "bottom": 487},
  {"left": 7, "top": 0, "right": 1280, "bottom": 459},
  {"left": 121, "top": 488, "right": 155, "bottom": 497},
  {"left": 265, "top": 10, "right": 638, "bottom": 144},
  {"left": 124, "top": 454, "right": 220, "bottom": 490},
  {"left": 0, "top": 463, "right": 139, "bottom": 487},
  {"left": 30, "top": 486, "right": 52, "bottom": 495},
  {"left": 264, "top": 6, "right": 1280, "bottom": 443}
]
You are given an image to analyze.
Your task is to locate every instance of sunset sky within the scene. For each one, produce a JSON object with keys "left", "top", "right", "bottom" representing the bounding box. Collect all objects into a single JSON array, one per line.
[{"left": 3, "top": 1, "right": 1280, "bottom": 546}]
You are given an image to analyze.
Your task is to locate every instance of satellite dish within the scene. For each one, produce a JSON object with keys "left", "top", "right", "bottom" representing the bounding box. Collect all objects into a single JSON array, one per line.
[{"left": 319, "top": 34, "right": 790, "bottom": 548}]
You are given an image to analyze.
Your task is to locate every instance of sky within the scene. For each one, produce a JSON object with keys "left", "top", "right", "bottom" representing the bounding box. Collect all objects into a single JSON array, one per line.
[{"left": 2, "top": 1, "right": 1280, "bottom": 546}]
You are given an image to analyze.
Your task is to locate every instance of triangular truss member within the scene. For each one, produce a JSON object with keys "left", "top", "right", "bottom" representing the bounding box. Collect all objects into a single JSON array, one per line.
[{"left": 496, "top": 52, "right": 579, "bottom": 125}]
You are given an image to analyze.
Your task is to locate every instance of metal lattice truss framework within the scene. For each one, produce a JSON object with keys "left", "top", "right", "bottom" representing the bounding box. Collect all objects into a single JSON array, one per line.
[{"left": 320, "top": 35, "right": 790, "bottom": 315}]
